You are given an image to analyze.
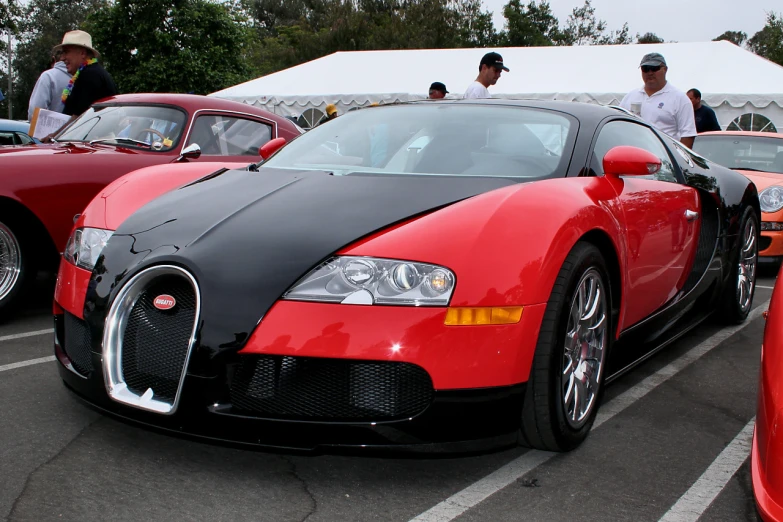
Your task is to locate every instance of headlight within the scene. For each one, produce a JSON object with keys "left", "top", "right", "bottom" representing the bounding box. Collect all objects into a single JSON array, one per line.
[
  {"left": 63, "top": 227, "right": 113, "bottom": 271},
  {"left": 283, "top": 256, "right": 455, "bottom": 306},
  {"left": 760, "top": 186, "right": 783, "bottom": 213}
]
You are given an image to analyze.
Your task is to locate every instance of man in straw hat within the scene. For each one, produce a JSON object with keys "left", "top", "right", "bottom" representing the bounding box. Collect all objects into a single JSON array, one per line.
[
  {"left": 55, "top": 30, "right": 117, "bottom": 117},
  {"left": 41, "top": 30, "right": 116, "bottom": 141}
]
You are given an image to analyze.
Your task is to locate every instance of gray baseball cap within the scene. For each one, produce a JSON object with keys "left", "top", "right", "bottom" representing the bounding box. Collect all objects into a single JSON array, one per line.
[{"left": 639, "top": 52, "right": 667, "bottom": 67}]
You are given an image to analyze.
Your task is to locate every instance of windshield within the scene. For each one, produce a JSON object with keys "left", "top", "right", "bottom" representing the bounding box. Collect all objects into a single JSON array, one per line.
[
  {"left": 262, "top": 104, "right": 576, "bottom": 179},
  {"left": 58, "top": 104, "right": 187, "bottom": 151},
  {"left": 693, "top": 135, "right": 783, "bottom": 174}
]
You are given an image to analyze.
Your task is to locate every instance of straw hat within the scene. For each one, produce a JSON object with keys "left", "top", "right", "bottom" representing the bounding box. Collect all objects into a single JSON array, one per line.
[{"left": 54, "top": 30, "right": 100, "bottom": 58}]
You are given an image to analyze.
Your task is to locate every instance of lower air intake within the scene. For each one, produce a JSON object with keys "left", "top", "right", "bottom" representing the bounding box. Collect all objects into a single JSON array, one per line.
[{"left": 230, "top": 355, "right": 434, "bottom": 421}]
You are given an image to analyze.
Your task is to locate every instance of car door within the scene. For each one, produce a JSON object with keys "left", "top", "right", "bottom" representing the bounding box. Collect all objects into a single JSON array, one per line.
[
  {"left": 184, "top": 113, "right": 274, "bottom": 161},
  {"left": 592, "top": 120, "right": 701, "bottom": 329}
]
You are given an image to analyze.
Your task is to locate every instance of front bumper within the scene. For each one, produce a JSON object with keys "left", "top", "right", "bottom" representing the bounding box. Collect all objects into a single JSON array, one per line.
[
  {"left": 760, "top": 230, "right": 783, "bottom": 258},
  {"left": 55, "top": 312, "right": 527, "bottom": 452}
]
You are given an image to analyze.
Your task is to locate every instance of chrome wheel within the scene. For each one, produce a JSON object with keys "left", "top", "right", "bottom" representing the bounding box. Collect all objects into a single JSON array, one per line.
[
  {"left": 563, "top": 268, "right": 607, "bottom": 429},
  {"left": 0, "top": 222, "right": 21, "bottom": 303},
  {"left": 737, "top": 217, "right": 757, "bottom": 313}
]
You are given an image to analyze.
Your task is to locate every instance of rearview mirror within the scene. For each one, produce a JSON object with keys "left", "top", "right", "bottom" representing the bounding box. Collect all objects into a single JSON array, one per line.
[
  {"left": 603, "top": 146, "right": 662, "bottom": 177},
  {"left": 259, "top": 137, "right": 287, "bottom": 160},
  {"left": 175, "top": 143, "right": 201, "bottom": 162}
]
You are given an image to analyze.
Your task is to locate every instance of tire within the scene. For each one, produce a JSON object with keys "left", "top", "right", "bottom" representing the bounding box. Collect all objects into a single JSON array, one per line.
[
  {"left": 718, "top": 206, "right": 758, "bottom": 324},
  {"left": 520, "top": 242, "right": 612, "bottom": 452},
  {"left": 0, "top": 216, "right": 35, "bottom": 317}
]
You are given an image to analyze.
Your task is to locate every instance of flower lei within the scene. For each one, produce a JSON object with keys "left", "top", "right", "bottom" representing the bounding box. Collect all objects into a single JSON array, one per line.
[{"left": 61, "top": 58, "right": 98, "bottom": 103}]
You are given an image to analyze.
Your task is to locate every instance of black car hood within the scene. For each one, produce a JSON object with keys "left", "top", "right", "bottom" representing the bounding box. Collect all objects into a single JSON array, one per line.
[{"left": 86, "top": 168, "right": 516, "bottom": 365}]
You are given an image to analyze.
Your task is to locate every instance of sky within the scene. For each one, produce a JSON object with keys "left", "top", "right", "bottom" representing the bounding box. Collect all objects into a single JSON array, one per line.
[{"left": 482, "top": 0, "right": 777, "bottom": 43}]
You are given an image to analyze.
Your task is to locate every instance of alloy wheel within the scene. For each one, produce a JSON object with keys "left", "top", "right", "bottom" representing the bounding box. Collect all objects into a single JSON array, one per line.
[
  {"left": 737, "top": 218, "right": 757, "bottom": 313},
  {"left": 0, "top": 223, "right": 21, "bottom": 303},
  {"left": 562, "top": 268, "right": 608, "bottom": 429}
]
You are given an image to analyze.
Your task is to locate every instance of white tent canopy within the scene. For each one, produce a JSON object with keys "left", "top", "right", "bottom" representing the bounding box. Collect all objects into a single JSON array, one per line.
[{"left": 211, "top": 41, "right": 783, "bottom": 131}]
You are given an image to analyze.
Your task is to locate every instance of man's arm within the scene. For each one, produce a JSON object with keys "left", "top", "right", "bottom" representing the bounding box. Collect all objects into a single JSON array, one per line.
[
  {"left": 677, "top": 94, "right": 697, "bottom": 149},
  {"left": 618, "top": 92, "right": 632, "bottom": 111}
]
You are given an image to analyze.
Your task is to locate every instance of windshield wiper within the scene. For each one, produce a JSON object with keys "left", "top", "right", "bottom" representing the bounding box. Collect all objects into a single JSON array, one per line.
[{"left": 89, "top": 137, "right": 151, "bottom": 147}]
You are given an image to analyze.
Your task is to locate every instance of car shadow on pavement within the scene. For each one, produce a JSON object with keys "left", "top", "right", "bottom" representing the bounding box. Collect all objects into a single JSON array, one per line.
[{"left": 1, "top": 271, "right": 57, "bottom": 324}]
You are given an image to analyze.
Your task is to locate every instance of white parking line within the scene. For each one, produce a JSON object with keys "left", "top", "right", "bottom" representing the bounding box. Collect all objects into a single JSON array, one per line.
[
  {"left": 0, "top": 328, "right": 54, "bottom": 342},
  {"left": 658, "top": 418, "right": 755, "bottom": 522},
  {"left": 0, "top": 356, "right": 56, "bottom": 373},
  {"left": 757, "top": 285, "right": 775, "bottom": 290},
  {"left": 409, "top": 302, "right": 768, "bottom": 522}
]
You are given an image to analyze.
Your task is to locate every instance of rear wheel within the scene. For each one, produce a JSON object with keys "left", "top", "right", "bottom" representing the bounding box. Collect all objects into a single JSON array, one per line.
[
  {"left": 719, "top": 206, "right": 758, "bottom": 324},
  {"left": 520, "top": 242, "right": 612, "bottom": 452},
  {"left": 0, "top": 217, "right": 34, "bottom": 317}
]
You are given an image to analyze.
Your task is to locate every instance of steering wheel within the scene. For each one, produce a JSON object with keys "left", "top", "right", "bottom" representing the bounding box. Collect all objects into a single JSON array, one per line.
[{"left": 137, "top": 128, "right": 167, "bottom": 143}]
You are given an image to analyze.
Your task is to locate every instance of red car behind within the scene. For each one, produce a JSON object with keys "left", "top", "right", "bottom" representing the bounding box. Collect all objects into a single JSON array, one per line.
[{"left": 0, "top": 93, "right": 301, "bottom": 314}]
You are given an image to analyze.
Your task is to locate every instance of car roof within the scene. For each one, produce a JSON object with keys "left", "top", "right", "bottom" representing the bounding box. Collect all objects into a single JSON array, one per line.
[
  {"left": 401, "top": 98, "right": 632, "bottom": 125},
  {"left": 91, "top": 93, "right": 293, "bottom": 125},
  {"left": 0, "top": 119, "right": 31, "bottom": 133},
  {"left": 699, "top": 131, "right": 783, "bottom": 139}
]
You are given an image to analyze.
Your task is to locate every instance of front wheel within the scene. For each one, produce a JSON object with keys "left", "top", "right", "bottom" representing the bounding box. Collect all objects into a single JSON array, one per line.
[
  {"left": 0, "top": 216, "right": 35, "bottom": 319},
  {"left": 719, "top": 206, "right": 758, "bottom": 324},
  {"left": 520, "top": 242, "right": 612, "bottom": 452}
]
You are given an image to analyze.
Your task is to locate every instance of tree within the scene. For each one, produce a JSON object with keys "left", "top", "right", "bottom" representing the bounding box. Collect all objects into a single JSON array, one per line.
[
  {"left": 449, "top": 0, "right": 498, "bottom": 48},
  {"left": 240, "top": 0, "right": 308, "bottom": 37},
  {"left": 561, "top": 0, "right": 605, "bottom": 45},
  {"left": 598, "top": 22, "right": 633, "bottom": 45},
  {"left": 500, "top": 0, "right": 563, "bottom": 47},
  {"left": 713, "top": 30, "right": 747, "bottom": 47},
  {"left": 86, "top": 0, "right": 254, "bottom": 94},
  {"left": 0, "top": 0, "right": 19, "bottom": 34},
  {"left": 637, "top": 32, "right": 664, "bottom": 44},
  {"left": 748, "top": 12, "right": 783, "bottom": 66},
  {"left": 244, "top": 0, "right": 500, "bottom": 77}
]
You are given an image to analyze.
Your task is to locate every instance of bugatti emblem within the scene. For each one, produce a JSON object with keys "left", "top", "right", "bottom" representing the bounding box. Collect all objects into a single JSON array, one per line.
[{"left": 153, "top": 294, "right": 176, "bottom": 310}]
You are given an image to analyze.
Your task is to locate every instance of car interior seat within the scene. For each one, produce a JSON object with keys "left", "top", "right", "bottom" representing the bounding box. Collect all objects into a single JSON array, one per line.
[{"left": 413, "top": 127, "right": 484, "bottom": 174}]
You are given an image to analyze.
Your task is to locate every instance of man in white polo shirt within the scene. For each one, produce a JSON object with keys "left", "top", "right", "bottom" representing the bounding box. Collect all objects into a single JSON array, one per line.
[{"left": 620, "top": 52, "right": 697, "bottom": 148}]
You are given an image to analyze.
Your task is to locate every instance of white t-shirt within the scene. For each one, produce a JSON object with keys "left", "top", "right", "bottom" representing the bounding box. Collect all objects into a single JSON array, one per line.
[
  {"left": 463, "top": 81, "right": 491, "bottom": 99},
  {"left": 620, "top": 82, "right": 697, "bottom": 140}
]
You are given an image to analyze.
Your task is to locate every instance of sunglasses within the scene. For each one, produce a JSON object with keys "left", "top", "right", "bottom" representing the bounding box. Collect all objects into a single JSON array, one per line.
[{"left": 641, "top": 65, "right": 662, "bottom": 73}]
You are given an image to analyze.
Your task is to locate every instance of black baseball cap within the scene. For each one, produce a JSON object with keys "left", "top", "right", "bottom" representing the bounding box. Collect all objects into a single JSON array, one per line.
[
  {"left": 480, "top": 52, "right": 510, "bottom": 72},
  {"left": 429, "top": 82, "right": 449, "bottom": 93}
]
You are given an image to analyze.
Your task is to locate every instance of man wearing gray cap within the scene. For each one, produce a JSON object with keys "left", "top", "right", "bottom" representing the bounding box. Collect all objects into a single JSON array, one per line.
[{"left": 620, "top": 52, "right": 697, "bottom": 148}]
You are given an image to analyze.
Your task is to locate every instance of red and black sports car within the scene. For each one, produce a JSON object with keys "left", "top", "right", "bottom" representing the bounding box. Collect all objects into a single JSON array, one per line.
[
  {"left": 0, "top": 93, "right": 302, "bottom": 314},
  {"left": 54, "top": 100, "right": 759, "bottom": 452},
  {"left": 754, "top": 268, "right": 783, "bottom": 520}
]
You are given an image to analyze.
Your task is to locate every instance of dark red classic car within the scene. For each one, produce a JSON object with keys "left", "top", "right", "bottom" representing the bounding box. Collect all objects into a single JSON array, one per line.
[{"left": 0, "top": 93, "right": 302, "bottom": 313}]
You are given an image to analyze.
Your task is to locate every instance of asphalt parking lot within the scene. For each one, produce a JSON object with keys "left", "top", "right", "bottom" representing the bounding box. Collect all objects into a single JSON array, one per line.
[{"left": 1, "top": 265, "right": 778, "bottom": 522}]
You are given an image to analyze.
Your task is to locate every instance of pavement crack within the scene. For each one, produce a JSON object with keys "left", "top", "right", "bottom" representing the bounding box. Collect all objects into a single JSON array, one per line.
[
  {"left": 281, "top": 455, "right": 318, "bottom": 522},
  {"left": 5, "top": 416, "right": 102, "bottom": 522}
]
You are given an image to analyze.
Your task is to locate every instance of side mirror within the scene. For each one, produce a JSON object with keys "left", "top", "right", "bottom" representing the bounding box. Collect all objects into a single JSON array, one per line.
[
  {"left": 175, "top": 143, "right": 201, "bottom": 162},
  {"left": 259, "top": 137, "right": 286, "bottom": 160},
  {"left": 603, "top": 146, "right": 662, "bottom": 177}
]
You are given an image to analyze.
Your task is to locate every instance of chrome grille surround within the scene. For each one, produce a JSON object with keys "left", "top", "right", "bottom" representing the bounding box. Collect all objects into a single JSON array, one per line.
[{"left": 102, "top": 265, "right": 200, "bottom": 415}]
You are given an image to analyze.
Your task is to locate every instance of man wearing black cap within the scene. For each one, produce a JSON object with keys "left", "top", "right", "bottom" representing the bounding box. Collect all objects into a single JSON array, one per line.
[
  {"left": 429, "top": 82, "right": 448, "bottom": 99},
  {"left": 463, "top": 52, "right": 509, "bottom": 99},
  {"left": 620, "top": 52, "right": 696, "bottom": 147}
]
